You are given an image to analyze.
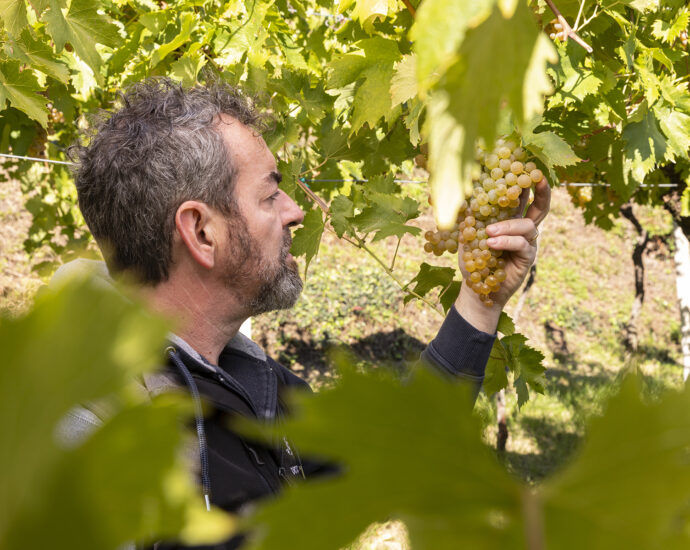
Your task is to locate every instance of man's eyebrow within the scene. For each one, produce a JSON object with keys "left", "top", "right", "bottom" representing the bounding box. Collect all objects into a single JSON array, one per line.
[{"left": 265, "top": 171, "right": 282, "bottom": 185}]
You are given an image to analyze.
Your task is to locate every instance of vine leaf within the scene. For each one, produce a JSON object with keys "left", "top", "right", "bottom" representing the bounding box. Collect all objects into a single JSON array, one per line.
[
  {"left": 446, "top": 1, "right": 543, "bottom": 143},
  {"left": 426, "top": 89, "right": 469, "bottom": 229},
  {"left": 543, "top": 377, "right": 690, "bottom": 549},
  {"left": 403, "top": 262, "right": 456, "bottom": 305},
  {"left": 3, "top": 398, "right": 235, "bottom": 549},
  {"left": 327, "top": 37, "right": 401, "bottom": 133},
  {"left": 483, "top": 340, "right": 509, "bottom": 396},
  {"left": 410, "top": 0, "right": 494, "bottom": 92},
  {"left": 170, "top": 51, "right": 207, "bottom": 87},
  {"left": 0, "top": 59, "right": 48, "bottom": 127},
  {"left": 426, "top": 1, "right": 550, "bottom": 227},
  {"left": 240, "top": 367, "right": 690, "bottom": 549},
  {"left": 651, "top": 9, "right": 690, "bottom": 44},
  {"left": 659, "top": 76, "right": 690, "bottom": 113},
  {"left": 291, "top": 207, "right": 325, "bottom": 278},
  {"left": 7, "top": 28, "right": 70, "bottom": 84},
  {"left": 43, "top": 0, "right": 123, "bottom": 75},
  {"left": 403, "top": 97, "right": 424, "bottom": 146},
  {"left": 390, "top": 54, "right": 417, "bottom": 107},
  {"left": 212, "top": 1, "right": 271, "bottom": 67},
  {"left": 635, "top": 50, "right": 662, "bottom": 106},
  {"left": 548, "top": 44, "right": 603, "bottom": 104},
  {"left": 622, "top": 110, "right": 668, "bottom": 183},
  {"left": 0, "top": 0, "right": 28, "bottom": 36},
  {"left": 152, "top": 12, "right": 196, "bottom": 66},
  {"left": 338, "top": 0, "right": 400, "bottom": 32},
  {"left": 522, "top": 117, "right": 580, "bottom": 182},
  {"left": 329, "top": 194, "right": 355, "bottom": 238},
  {"left": 653, "top": 104, "right": 690, "bottom": 162},
  {"left": 351, "top": 192, "right": 420, "bottom": 241},
  {"left": 610, "top": 0, "right": 662, "bottom": 13},
  {"left": 438, "top": 281, "right": 461, "bottom": 313},
  {"left": 0, "top": 277, "right": 233, "bottom": 548},
  {"left": 28, "top": 0, "right": 50, "bottom": 17},
  {"left": 497, "top": 333, "right": 546, "bottom": 408},
  {"left": 497, "top": 312, "right": 515, "bottom": 336},
  {"left": 239, "top": 365, "right": 522, "bottom": 550},
  {"left": 523, "top": 35, "right": 558, "bottom": 120}
]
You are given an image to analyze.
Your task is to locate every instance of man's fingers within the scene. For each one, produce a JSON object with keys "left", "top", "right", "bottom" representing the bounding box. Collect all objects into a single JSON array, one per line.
[
  {"left": 525, "top": 177, "right": 551, "bottom": 226},
  {"left": 486, "top": 217, "right": 536, "bottom": 239},
  {"left": 486, "top": 234, "right": 534, "bottom": 254}
]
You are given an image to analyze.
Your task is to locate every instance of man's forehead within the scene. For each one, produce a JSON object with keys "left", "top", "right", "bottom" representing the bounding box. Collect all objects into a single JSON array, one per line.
[
  {"left": 216, "top": 114, "right": 262, "bottom": 148},
  {"left": 216, "top": 114, "right": 275, "bottom": 169}
]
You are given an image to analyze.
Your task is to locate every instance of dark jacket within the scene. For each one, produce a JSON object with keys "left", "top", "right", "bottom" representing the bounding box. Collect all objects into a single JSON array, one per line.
[{"left": 151, "top": 306, "right": 495, "bottom": 550}]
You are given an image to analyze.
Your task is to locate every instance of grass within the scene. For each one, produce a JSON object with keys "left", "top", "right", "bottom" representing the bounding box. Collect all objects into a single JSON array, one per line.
[
  {"left": 1, "top": 181, "right": 684, "bottom": 548},
  {"left": 0, "top": 179, "right": 43, "bottom": 316}
]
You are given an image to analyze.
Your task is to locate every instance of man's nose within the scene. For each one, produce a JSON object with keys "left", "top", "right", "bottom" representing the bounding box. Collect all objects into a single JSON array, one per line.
[{"left": 283, "top": 191, "right": 305, "bottom": 228}]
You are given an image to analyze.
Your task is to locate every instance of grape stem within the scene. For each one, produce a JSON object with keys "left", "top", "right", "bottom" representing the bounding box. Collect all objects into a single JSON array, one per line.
[
  {"left": 389, "top": 236, "right": 402, "bottom": 271},
  {"left": 295, "top": 177, "right": 330, "bottom": 212},
  {"left": 581, "top": 124, "right": 615, "bottom": 139},
  {"left": 343, "top": 231, "right": 445, "bottom": 318},
  {"left": 295, "top": 158, "right": 332, "bottom": 212},
  {"left": 401, "top": 0, "right": 416, "bottom": 17},
  {"left": 544, "top": 0, "right": 593, "bottom": 53}
]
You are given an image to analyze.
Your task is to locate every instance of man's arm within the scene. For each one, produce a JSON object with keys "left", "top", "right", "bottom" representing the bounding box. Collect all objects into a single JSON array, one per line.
[{"left": 420, "top": 305, "right": 495, "bottom": 401}]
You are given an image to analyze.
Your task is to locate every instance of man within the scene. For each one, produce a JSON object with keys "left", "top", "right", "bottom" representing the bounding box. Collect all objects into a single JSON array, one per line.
[{"left": 66, "top": 78, "right": 549, "bottom": 548}]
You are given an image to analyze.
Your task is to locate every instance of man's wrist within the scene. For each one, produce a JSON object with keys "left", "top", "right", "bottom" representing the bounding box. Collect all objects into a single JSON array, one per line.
[{"left": 453, "top": 283, "right": 502, "bottom": 335}]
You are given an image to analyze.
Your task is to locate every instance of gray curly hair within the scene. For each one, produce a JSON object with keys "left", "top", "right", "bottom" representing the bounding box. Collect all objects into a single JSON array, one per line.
[{"left": 71, "top": 78, "right": 268, "bottom": 284}]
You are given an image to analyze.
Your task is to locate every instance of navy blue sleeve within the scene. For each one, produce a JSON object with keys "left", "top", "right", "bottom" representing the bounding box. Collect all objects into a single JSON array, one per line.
[{"left": 420, "top": 305, "right": 496, "bottom": 400}]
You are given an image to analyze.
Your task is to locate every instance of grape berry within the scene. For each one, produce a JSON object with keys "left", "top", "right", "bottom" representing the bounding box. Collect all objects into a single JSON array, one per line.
[
  {"left": 46, "top": 103, "right": 65, "bottom": 124},
  {"left": 424, "top": 138, "right": 541, "bottom": 307}
]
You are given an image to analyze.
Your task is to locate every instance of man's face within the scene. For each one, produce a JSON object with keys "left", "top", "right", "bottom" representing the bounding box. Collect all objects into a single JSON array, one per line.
[{"left": 216, "top": 116, "right": 305, "bottom": 314}]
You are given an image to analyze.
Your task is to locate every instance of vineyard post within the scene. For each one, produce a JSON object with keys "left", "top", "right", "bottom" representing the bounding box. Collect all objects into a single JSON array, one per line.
[
  {"left": 495, "top": 237, "right": 540, "bottom": 452},
  {"left": 673, "top": 224, "right": 690, "bottom": 381},
  {"left": 619, "top": 203, "right": 650, "bottom": 353}
]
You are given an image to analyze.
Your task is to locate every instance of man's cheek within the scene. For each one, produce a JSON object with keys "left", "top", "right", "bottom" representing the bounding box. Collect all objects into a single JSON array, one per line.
[{"left": 286, "top": 255, "right": 299, "bottom": 273}]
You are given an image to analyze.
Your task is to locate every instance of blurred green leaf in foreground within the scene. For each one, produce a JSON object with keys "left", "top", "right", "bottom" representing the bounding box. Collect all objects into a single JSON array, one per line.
[
  {"left": 0, "top": 275, "right": 233, "bottom": 549},
  {"left": 241, "top": 359, "right": 690, "bottom": 550}
]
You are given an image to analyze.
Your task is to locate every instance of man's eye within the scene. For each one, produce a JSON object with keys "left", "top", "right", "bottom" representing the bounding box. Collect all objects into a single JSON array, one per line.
[{"left": 268, "top": 191, "right": 280, "bottom": 202}]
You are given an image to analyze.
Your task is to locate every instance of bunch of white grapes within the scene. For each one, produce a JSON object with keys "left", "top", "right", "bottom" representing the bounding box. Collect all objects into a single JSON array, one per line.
[
  {"left": 423, "top": 138, "right": 542, "bottom": 307},
  {"left": 565, "top": 182, "right": 592, "bottom": 207},
  {"left": 46, "top": 103, "right": 65, "bottom": 124}
]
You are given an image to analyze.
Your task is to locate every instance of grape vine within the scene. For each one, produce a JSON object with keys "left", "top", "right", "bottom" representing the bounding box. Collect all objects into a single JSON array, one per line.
[
  {"left": 0, "top": 0, "right": 688, "bottom": 446},
  {"left": 1, "top": 0, "right": 690, "bottom": 548}
]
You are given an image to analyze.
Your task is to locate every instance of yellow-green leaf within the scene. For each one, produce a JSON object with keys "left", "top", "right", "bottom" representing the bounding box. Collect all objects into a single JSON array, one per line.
[
  {"left": 152, "top": 12, "right": 196, "bottom": 66},
  {"left": 0, "top": 59, "right": 47, "bottom": 127},
  {"left": 328, "top": 37, "right": 401, "bottom": 133},
  {"left": 0, "top": 0, "right": 28, "bottom": 36},
  {"left": 343, "top": 0, "right": 400, "bottom": 32},
  {"left": 426, "top": 90, "right": 470, "bottom": 229},
  {"left": 7, "top": 28, "right": 70, "bottom": 83},
  {"left": 622, "top": 110, "right": 668, "bottom": 182},
  {"left": 410, "top": 0, "right": 495, "bottom": 92},
  {"left": 291, "top": 207, "right": 325, "bottom": 277},
  {"left": 44, "top": 0, "right": 123, "bottom": 75},
  {"left": 390, "top": 54, "right": 417, "bottom": 107}
]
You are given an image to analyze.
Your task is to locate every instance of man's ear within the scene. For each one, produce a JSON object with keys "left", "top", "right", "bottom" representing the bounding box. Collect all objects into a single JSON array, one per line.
[{"left": 175, "top": 201, "right": 219, "bottom": 270}]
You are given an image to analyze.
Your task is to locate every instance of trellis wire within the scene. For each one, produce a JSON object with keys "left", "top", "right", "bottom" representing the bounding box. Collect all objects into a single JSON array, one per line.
[
  {"left": 0, "top": 152, "right": 73, "bottom": 166},
  {"left": 0, "top": 152, "right": 682, "bottom": 187},
  {"left": 300, "top": 178, "right": 679, "bottom": 187}
]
